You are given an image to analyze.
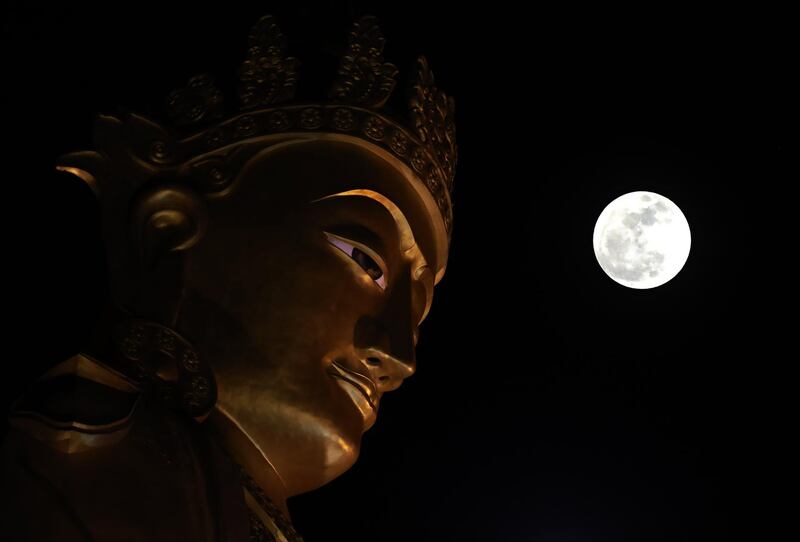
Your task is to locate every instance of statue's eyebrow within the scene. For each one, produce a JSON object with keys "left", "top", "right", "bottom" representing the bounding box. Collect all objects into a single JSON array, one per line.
[{"left": 311, "top": 189, "right": 417, "bottom": 253}]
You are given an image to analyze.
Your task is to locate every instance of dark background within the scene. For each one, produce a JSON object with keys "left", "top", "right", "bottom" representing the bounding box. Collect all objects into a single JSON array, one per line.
[{"left": 2, "top": 2, "right": 793, "bottom": 541}]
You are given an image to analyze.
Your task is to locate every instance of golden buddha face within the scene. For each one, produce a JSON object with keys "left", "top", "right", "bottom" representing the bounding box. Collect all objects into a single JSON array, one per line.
[{"left": 177, "top": 139, "right": 447, "bottom": 497}]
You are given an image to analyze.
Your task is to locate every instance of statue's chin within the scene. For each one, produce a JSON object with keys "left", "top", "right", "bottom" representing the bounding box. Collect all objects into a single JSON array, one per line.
[
  {"left": 310, "top": 406, "right": 366, "bottom": 482},
  {"left": 220, "top": 397, "right": 363, "bottom": 495},
  {"left": 267, "top": 418, "right": 362, "bottom": 497},
  {"left": 322, "top": 433, "right": 361, "bottom": 483}
]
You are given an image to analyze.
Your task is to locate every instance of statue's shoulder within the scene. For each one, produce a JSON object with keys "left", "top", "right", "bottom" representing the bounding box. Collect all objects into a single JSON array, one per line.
[
  {"left": 6, "top": 352, "right": 141, "bottom": 454},
  {"left": 0, "top": 353, "right": 141, "bottom": 539},
  {"left": 1, "top": 353, "right": 251, "bottom": 541}
]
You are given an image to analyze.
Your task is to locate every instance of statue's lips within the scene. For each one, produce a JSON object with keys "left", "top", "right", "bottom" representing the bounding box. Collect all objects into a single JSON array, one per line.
[{"left": 327, "top": 361, "right": 379, "bottom": 415}]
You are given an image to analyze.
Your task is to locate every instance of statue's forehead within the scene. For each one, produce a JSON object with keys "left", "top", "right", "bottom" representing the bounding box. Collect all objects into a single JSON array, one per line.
[{"left": 235, "top": 138, "right": 449, "bottom": 282}]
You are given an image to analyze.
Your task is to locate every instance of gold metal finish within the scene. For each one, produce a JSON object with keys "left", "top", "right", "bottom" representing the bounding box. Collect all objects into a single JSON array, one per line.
[{"left": 2, "top": 13, "right": 456, "bottom": 541}]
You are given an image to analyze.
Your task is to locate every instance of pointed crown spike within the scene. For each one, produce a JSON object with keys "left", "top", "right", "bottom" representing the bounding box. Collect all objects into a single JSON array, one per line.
[{"left": 105, "top": 15, "right": 457, "bottom": 237}]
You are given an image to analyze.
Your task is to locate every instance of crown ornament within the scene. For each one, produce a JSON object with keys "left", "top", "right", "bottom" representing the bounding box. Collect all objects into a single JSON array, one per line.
[{"left": 150, "top": 15, "right": 457, "bottom": 235}]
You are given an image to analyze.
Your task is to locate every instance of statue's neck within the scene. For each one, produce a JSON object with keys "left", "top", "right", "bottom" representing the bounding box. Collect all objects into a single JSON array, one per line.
[{"left": 205, "top": 405, "right": 291, "bottom": 518}]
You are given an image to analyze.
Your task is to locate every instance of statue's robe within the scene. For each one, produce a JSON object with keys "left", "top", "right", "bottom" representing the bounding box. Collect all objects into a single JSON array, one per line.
[{"left": 1, "top": 354, "right": 301, "bottom": 542}]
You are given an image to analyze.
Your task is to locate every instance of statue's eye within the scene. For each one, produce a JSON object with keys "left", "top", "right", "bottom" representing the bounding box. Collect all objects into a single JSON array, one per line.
[{"left": 325, "top": 233, "right": 387, "bottom": 290}]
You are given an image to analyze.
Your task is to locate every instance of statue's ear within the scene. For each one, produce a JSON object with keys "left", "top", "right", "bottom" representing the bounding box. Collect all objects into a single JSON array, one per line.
[{"left": 130, "top": 183, "right": 208, "bottom": 268}]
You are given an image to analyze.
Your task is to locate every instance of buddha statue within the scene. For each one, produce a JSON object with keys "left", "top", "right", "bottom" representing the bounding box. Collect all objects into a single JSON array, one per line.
[{"left": 0, "top": 15, "right": 456, "bottom": 542}]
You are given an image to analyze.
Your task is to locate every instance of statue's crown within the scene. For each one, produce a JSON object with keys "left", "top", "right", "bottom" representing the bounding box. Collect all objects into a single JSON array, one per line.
[{"left": 159, "top": 14, "right": 456, "bottom": 235}]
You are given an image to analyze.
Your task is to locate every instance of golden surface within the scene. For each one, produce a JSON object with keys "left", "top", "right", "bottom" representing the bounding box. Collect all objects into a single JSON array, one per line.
[
  {"left": 2, "top": 12, "right": 454, "bottom": 539},
  {"left": 2, "top": 136, "right": 449, "bottom": 539},
  {"left": 180, "top": 139, "right": 443, "bottom": 510}
]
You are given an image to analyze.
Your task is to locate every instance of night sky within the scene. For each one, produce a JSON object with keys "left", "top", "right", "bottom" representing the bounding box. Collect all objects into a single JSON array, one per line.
[{"left": 3, "top": 3, "right": 792, "bottom": 541}]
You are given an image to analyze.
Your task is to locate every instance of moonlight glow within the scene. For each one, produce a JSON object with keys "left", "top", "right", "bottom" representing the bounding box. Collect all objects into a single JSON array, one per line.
[{"left": 593, "top": 191, "right": 691, "bottom": 289}]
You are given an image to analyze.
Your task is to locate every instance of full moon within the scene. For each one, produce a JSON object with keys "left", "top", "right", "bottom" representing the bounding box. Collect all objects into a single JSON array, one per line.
[{"left": 593, "top": 191, "right": 691, "bottom": 289}]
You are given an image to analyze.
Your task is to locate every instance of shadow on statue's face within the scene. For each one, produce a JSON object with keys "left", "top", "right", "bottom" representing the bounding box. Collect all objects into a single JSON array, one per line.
[{"left": 178, "top": 140, "right": 443, "bottom": 495}]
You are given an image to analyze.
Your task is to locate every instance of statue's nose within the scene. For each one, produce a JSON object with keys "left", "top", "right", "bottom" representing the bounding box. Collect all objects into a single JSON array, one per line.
[
  {"left": 353, "top": 268, "right": 417, "bottom": 391},
  {"left": 354, "top": 260, "right": 417, "bottom": 392},
  {"left": 363, "top": 349, "right": 415, "bottom": 393},
  {"left": 354, "top": 315, "right": 416, "bottom": 392}
]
